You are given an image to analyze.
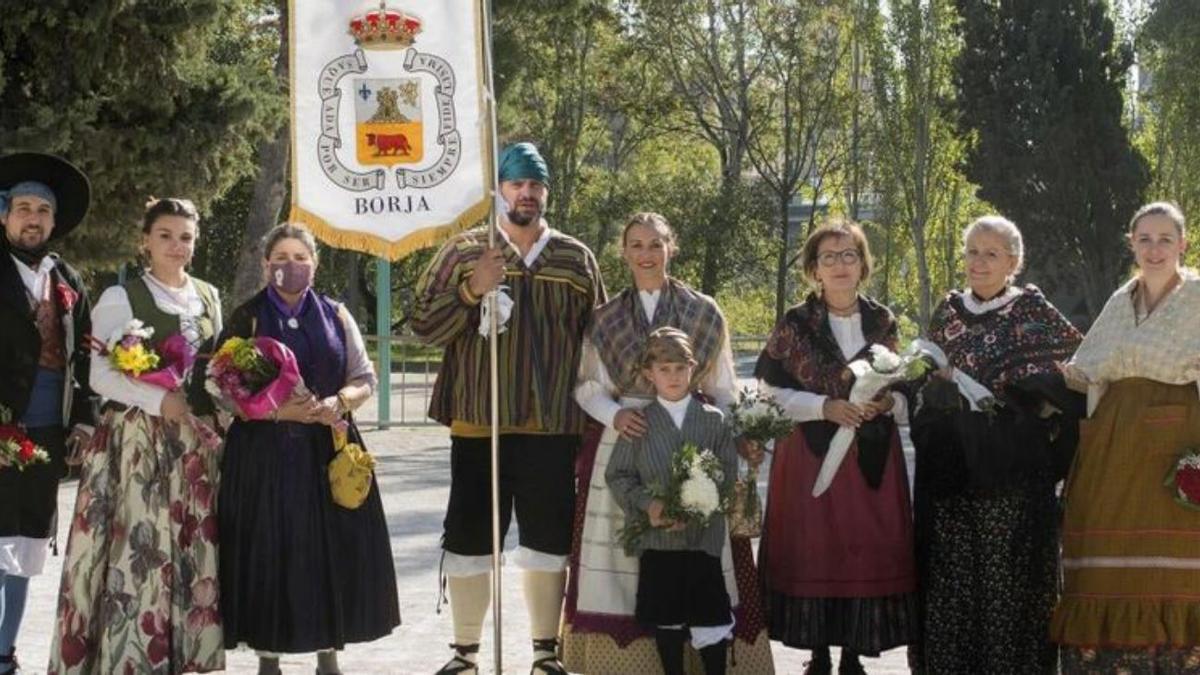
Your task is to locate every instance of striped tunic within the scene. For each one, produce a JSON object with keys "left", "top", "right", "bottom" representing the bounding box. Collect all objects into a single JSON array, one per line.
[
  {"left": 605, "top": 398, "right": 738, "bottom": 558},
  {"left": 412, "top": 225, "right": 605, "bottom": 435}
]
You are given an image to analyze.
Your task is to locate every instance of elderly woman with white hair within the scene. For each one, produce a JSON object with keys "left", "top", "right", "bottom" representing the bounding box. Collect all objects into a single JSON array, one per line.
[{"left": 909, "top": 215, "right": 1085, "bottom": 674}]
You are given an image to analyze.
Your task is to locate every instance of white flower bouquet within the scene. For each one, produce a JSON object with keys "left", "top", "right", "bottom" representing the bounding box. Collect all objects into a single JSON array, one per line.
[
  {"left": 811, "top": 341, "right": 936, "bottom": 497},
  {"left": 618, "top": 442, "right": 730, "bottom": 554},
  {"left": 727, "top": 388, "right": 794, "bottom": 537}
]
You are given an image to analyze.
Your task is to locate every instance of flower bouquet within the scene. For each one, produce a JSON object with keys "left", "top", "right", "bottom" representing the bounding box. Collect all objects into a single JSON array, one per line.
[
  {"left": 811, "top": 341, "right": 936, "bottom": 497},
  {"left": 205, "top": 336, "right": 303, "bottom": 420},
  {"left": 0, "top": 404, "right": 49, "bottom": 471},
  {"left": 104, "top": 320, "right": 220, "bottom": 448},
  {"left": 618, "top": 442, "right": 730, "bottom": 554},
  {"left": 1165, "top": 448, "right": 1200, "bottom": 512},
  {"left": 727, "top": 388, "right": 794, "bottom": 538}
]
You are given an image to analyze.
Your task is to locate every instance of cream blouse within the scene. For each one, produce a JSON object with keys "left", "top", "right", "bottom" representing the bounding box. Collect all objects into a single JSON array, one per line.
[{"left": 1069, "top": 268, "right": 1200, "bottom": 415}]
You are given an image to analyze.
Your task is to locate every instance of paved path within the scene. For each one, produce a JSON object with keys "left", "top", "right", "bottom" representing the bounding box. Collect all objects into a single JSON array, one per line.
[{"left": 17, "top": 422, "right": 911, "bottom": 674}]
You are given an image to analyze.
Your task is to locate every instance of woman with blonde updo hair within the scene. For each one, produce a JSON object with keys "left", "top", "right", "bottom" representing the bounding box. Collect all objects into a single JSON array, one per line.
[{"left": 560, "top": 212, "right": 775, "bottom": 674}]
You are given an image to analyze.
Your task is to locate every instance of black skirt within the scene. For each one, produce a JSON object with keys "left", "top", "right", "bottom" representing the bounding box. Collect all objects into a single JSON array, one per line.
[
  {"left": 218, "top": 419, "right": 400, "bottom": 652},
  {"left": 636, "top": 549, "right": 731, "bottom": 628},
  {"left": 0, "top": 424, "right": 65, "bottom": 538}
]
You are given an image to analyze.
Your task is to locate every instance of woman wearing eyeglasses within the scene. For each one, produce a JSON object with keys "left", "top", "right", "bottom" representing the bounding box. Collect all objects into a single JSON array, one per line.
[
  {"left": 754, "top": 220, "right": 918, "bottom": 675},
  {"left": 909, "top": 216, "right": 1083, "bottom": 674}
]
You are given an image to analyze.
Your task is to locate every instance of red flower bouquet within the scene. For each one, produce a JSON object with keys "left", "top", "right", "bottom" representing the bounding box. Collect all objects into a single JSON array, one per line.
[
  {"left": 0, "top": 404, "right": 49, "bottom": 471},
  {"left": 1165, "top": 448, "right": 1200, "bottom": 511}
]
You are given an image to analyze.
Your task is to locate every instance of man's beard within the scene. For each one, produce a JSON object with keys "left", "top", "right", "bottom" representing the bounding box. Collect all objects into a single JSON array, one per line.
[
  {"left": 4, "top": 228, "right": 51, "bottom": 265},
  {"left": 506, "top": 203, "right": 543, "bottom": 227}
]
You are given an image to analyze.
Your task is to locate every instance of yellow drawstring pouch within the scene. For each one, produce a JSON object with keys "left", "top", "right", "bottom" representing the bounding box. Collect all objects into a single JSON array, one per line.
[{"left": 328, "top": 421, "right": 375, "bottom": 509}]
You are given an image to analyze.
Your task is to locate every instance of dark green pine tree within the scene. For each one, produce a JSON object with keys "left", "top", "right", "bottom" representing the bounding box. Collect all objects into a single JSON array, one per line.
[
  {"left": 0, "top": 1, "right": 283, "bottom": 269},
  {"left": 954, "top": 0, "right": 1149, "bottom": 324}
]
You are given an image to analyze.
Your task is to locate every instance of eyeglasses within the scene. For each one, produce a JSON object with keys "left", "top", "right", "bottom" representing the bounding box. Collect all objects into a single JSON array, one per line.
[{"left": 817, "top": 249, "right": 862, "bottom": 267}]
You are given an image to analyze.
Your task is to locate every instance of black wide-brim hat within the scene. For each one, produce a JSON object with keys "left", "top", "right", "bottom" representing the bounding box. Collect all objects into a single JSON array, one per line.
[{"left": 0, "top": 152, "right": 91, "bottom": 239}]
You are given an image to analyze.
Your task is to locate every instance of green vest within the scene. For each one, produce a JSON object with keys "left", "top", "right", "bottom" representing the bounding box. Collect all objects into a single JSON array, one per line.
[{"left": 123, "top": 275, "right": 220, "bottom": 414}]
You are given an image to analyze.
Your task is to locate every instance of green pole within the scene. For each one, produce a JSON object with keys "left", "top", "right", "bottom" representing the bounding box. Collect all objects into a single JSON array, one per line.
[{"left": 376, "top": 257, "right": 392, "bottom": 429}]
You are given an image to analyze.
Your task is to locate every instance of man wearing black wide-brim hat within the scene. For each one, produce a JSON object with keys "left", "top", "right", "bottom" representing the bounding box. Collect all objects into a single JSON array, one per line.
[{"left": 0, "top": 152, "right": 96, "bottom": 674}]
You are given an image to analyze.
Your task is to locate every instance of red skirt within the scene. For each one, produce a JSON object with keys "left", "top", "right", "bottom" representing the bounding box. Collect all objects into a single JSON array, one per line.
[{"left": 762, "top": 424, "right": 916, "bottom": 599}]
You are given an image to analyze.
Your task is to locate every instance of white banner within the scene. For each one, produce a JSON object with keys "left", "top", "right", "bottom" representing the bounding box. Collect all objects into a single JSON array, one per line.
[{"left": 289, "top": 0, "right": 492, "bottom": 259}]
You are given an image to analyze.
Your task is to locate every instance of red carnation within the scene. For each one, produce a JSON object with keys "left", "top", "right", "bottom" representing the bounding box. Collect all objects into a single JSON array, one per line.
[
  {"left": 1177, "top": 466, "right": 1200, "bottom": 502},
  {"left": 18, "top": 440, "right": 35, "bottom": 462},
  {"left": 55, "top": 282, "right": 77, "bottom": 312}
]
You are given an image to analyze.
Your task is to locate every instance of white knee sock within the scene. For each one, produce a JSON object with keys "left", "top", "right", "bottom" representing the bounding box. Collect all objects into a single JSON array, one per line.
[
  {"left": 448, "top": 573, "right": 492, "bottom": 663},
  {"left": 523, "top": 569, "right": 566, "bottom": 661}
]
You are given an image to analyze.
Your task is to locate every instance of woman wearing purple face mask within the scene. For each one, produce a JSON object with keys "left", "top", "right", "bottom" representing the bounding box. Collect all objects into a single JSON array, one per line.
[{"left": 215, "top": 223, "right": 400, "bottom": 675}]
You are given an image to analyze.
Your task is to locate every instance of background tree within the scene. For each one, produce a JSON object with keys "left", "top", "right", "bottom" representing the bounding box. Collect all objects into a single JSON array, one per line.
[
  {"left": 746, "top": 0, "right": 855, "bottom": 321},
  {"left": 1137, "top": 0, "right": 1200, "bottom": 266},
  {"left": 629, "top": 0, "right": 767, "bottom": 295},
  {"left": 954, "top": 0, "right": 1149, "bottom": 324},
  {"left": 229, "top": 0, "right": 289, "bottom": 305},
  {"left": 870, "top": 0, "right": 982, "bottom": 326},
  {"left": 0, "top": 1, "right": 282, "bottom": 270}
]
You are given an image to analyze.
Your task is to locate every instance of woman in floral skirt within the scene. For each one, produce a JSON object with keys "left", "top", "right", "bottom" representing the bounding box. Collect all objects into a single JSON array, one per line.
[{"left": 49, "top": 198, "right": 224, "bottom": 674}]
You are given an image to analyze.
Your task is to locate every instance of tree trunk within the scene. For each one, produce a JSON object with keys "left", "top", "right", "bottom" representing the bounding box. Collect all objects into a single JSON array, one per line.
[
  {"left": 774, "top": 193, "right": 792, "bottom": 322},
  {"left": 232, "top": 1, "right": 290, "bottom": 306},
  {"left": 344, "top": 252, "right": 366, "bottom": 320}
]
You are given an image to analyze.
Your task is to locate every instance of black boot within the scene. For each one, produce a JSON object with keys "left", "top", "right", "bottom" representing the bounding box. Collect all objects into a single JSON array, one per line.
[
  {"left": 699, "top": 639, "right": 728, "bottom": 675},
  {"left": 804, "top": 646, "right": 833, "bottom": 675},
  {"left": 256, "top": 655, "right": 281, "bottom": 675},
  {"left": 0, "top": 648, "right": 17, "bottom": 675},
  {"left": 653, "top": 628, "right": 687, "bottom": 675},
  {"left": 838, "top": 648, "right": 867, "bottom": 675}
]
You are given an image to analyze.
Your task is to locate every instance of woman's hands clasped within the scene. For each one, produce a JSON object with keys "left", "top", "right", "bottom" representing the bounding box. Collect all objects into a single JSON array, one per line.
[{"left": 273, "top": 388, "right": 321, "bottom": 424}]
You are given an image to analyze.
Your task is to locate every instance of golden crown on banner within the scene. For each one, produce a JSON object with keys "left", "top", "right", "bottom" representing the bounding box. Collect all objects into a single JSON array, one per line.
[{"left": 348, "top": 2, "right": 423, "bottom": 49}]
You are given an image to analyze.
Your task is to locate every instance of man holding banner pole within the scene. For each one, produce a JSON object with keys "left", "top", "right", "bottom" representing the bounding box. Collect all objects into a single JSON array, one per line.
[{"left": 413, "top": 142, "right": 605, "bottom": 674}]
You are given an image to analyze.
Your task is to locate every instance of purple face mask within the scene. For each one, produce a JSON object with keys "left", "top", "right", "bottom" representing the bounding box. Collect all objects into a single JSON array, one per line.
[{"left": 269, "top": 261, "right": 314, "bottom": 294}]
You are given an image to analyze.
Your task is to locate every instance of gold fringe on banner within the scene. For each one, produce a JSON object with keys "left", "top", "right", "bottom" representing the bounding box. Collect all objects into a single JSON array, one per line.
[{"left": 287, "top": 195, "right": 492, "bottom": 262}]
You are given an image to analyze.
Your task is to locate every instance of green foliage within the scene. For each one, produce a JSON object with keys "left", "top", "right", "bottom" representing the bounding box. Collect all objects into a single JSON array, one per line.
[
  {"left": 0, "top": 1, "right": 283, "bottom": 269},
  {"left": 717, "top": 285, "right": 776, "bottom": 337},
  {"left": 13, "top": 0, "right": 1190, "bottom": 337},
  {"left": 867, "top": 0, "right": 987, "bottom": 328},
  {"left": 954, "top": 0, "right": 1149, "bottom": 324},
  {"left": 1137, "top": 0, "right": 1200, "bottom": 268}
]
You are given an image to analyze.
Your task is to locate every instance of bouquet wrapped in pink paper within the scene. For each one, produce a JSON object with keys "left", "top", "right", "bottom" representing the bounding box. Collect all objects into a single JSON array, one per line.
[
  {"left": 102, "top": 320, "right": 221, "bottom": 448},
  {"left": 204, "top": 336, "right": 303, "bottom": 420}
]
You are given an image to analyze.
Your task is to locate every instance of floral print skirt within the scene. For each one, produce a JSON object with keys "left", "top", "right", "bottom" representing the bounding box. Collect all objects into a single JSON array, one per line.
[
  {"left": 1061, "top": 646, "right": 1200, "bottom": 674},
  {"left": 48, "top": 408, "right": 223, "bottom": 674}
]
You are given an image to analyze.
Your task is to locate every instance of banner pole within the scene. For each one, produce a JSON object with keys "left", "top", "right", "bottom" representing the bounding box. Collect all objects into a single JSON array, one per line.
[
  {"left": 479, "top": 0, "right": 504, "bottom": 672},
  {"left": 375, "top": 258, "right": 391, "bottom": 429}
]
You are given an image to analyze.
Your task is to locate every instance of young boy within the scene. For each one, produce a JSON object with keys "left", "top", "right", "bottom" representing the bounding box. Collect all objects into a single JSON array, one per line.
[{"left": 605, "top": 327, "right": 739, "bottom": 675}]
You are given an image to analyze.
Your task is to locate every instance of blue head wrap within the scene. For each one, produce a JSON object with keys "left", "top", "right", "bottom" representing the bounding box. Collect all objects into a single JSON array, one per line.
[
  {"left": 498, "top": 143, "right": 550, "bottom": 185},
  {"left": 0, "top": 181, "right": 57, "bottom": 216}
]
